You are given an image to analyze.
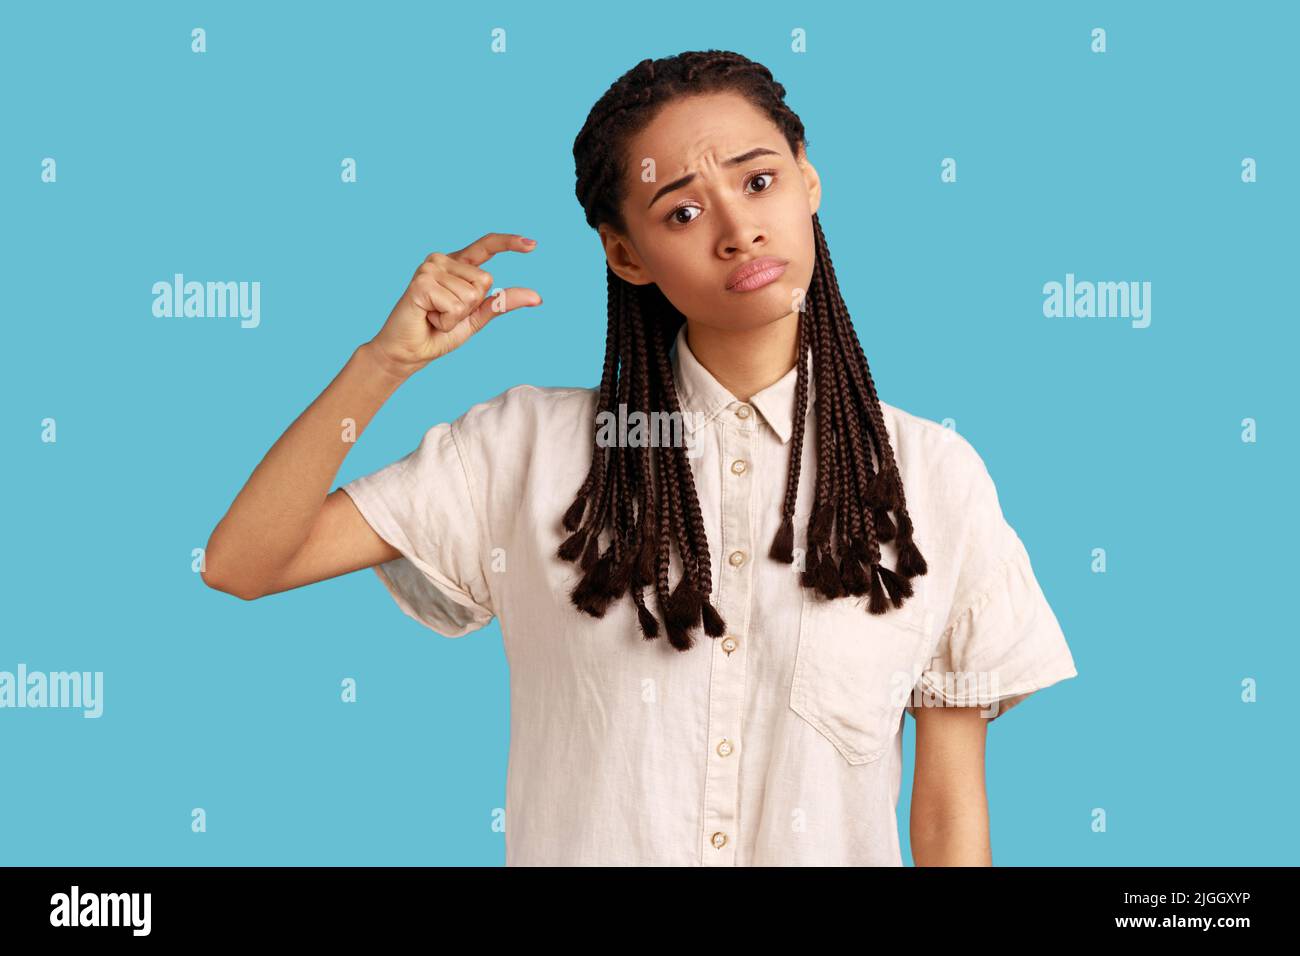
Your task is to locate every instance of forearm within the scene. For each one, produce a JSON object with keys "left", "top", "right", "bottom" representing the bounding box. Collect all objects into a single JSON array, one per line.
[
  {"left": 910, "top": 801, "right": 992, "bottom": 866},
  {"left": 203, "top": 340, "right": 409, "bottom": 595}
]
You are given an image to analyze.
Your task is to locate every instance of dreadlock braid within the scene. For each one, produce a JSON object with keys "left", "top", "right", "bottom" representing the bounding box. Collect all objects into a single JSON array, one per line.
[
  {"left": 768, "top": 302, "right": 808, "bottom": 564},
  {"left": 813, "top": 214, "right": 928, "bottom": 581},
  {"left": 564, "top": 50, "right": 927, "bottom": 649}
]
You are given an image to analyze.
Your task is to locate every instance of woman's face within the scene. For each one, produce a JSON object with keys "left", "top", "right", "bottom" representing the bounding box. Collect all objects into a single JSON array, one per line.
[{"left": 601, "top": 90, "right": 822, "bottom": 334}]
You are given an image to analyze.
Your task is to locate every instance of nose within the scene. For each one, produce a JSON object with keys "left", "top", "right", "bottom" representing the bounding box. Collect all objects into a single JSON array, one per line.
[{"left": 714, "top": 195, "right": 767, "bottom": 257}]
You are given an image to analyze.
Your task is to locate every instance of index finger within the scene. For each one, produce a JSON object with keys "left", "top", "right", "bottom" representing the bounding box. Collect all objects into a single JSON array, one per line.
[{"left": 448, "top": 233, "right": 536, "bottom": 267}]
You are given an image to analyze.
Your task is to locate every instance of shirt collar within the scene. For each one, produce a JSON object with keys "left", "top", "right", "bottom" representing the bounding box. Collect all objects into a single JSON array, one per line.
[{"left": 669, "top": 323, "right": 816, "bottom": 445}]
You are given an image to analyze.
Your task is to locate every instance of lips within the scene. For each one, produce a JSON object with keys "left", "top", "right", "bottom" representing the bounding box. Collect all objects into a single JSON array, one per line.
[{"left": 725, "top": 255, "right": 789, "bottom": 292}]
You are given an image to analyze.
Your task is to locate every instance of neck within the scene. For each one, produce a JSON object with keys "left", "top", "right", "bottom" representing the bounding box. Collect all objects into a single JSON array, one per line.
[{"left": 683, "top": 310, "right": 801, "bottom": 403}]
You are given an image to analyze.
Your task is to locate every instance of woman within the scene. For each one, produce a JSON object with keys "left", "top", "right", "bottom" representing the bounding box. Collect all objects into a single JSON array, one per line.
[{"left": 202, "top": 50, "right": 1078, "bottom": 866}]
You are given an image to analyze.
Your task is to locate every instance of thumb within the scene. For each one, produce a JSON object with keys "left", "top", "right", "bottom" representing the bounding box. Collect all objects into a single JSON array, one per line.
[{"left": 464, "top": 286, "right": 543, "bottom": 333}]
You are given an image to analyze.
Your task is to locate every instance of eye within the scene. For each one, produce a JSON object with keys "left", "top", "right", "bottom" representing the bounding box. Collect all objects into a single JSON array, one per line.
[
  {"left": 745, "top": 170, "right": 778, "bottom": 193},
  {"left": 663, "top": 169, "right": 779, "bottom": 227},
  {"left": 667, "top": 204, "right": 701, "bottom": 226}
]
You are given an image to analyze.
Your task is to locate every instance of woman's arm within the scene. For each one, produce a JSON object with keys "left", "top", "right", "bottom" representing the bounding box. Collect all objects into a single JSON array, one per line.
[
  {"left": 200, "top": 342, "right": 409, "bottom": 600},
  {"left": 910, "top": 704, "right": 993, "bottom": 865},
  {"left": 200, "top": 233, "right": 542, "bottom": 601}
]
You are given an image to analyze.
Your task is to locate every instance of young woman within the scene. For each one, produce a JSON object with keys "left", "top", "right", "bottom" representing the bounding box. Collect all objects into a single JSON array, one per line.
[{"left": 203, "top": 50, "right": 1077, "bottom": 866}]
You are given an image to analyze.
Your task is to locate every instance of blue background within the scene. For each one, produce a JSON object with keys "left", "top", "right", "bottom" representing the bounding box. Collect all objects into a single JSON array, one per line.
[{"left": 2, "top": 0, "right": 1295, "bottom": 865}]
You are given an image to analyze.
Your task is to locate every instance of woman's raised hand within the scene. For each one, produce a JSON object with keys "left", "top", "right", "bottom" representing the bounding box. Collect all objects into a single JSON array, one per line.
[{"left": 367, "top": 232, "right": 542, "bottom": 378}]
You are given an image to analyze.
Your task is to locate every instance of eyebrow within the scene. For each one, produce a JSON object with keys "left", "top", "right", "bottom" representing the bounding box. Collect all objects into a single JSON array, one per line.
[{"left": 646, "top": 147, "right": 781, "bottom": 209}]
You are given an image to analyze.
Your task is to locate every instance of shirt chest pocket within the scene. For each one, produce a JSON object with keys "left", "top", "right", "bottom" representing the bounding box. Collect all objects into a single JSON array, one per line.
[{"left": 790, "top": 588, "right": 936, "bottom": 766}]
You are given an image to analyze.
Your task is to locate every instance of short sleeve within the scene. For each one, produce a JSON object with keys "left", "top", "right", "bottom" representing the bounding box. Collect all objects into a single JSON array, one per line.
[
  {"left": 340, "top": 416, "right": 496, "bottom": 639},
  {"left": 907, "top": 437, "right": 1077, "bottom": 721}
]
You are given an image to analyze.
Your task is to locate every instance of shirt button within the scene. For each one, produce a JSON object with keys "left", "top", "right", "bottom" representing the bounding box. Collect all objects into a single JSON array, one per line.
[
  {"left": 716, "top": 738, "right": 734, "bottom": 757},
  {"left": 721, "top": 636, "right": 738, "bottom": 655},
  {"left": 730, "top": 459, "right": 748, "bottom": 475},
  {"left": 728, "top": 550, "right": 746, "bottom": 567},
  {"left": 711, "top": 831, "right": 728, "bottom": 849},
  {"left": 735, "top": 405, "right": 751, "bottom": 419}
]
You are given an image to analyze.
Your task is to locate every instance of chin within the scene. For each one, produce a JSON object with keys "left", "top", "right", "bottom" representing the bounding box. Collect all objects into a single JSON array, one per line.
[
  {"left": 731, "top": 282, "right": 797, "bottom": 316},
  {"left": 719, "top": 299, "right": 798, "bottom": 331}
]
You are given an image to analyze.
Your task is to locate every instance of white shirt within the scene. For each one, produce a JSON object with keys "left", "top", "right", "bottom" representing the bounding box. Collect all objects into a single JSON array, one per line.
[{"left": 340, "top": 324, "right": 1078, "bottom": 866}]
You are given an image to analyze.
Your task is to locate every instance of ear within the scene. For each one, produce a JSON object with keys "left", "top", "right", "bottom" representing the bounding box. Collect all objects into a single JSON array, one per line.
[
  {"left": 795, "top": 144, "right": 821, "bottom": 217},
  {"left": 599, "top": 224, "right": 654, "bottom": 287}
]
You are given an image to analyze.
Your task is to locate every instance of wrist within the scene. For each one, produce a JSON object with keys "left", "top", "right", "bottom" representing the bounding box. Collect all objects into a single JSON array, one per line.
[{"left": 356, "top": 339, "right": 422, "bottom": 387}]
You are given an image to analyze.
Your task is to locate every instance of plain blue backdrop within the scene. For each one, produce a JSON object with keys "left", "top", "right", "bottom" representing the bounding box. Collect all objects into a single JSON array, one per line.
[{"left": 2, "top": 1, "right": 1296, "bottom": 865}]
